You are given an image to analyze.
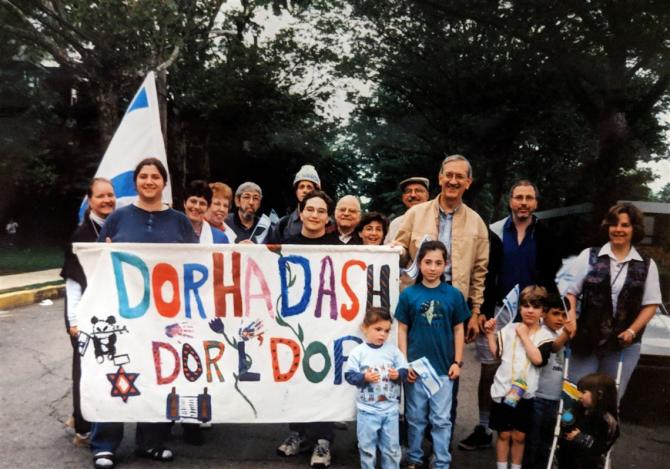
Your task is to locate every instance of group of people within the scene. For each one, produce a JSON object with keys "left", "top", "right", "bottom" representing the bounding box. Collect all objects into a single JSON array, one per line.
[{"left": 60, "top": 154, "right": 662, "bottom": 469}]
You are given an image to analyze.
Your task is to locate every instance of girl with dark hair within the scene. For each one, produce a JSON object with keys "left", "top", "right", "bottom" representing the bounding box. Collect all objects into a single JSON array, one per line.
[
  {"left": 98, "top": 159, "right": 196, "bottom": 244},
  {"left": 60, "top": 177, "right": 116, "bottom": 447},
  {"left": 558, "top": 373, "right": 619, "bottom": 469},
  {"left": 396, "top": 240, "right": 470, "bottom": 468},
  {"left": 565, "top": 202, "right": 661, "bottom": 399},
  {"left": 91, "top": 160, "right": 196, "bottom": 469}
]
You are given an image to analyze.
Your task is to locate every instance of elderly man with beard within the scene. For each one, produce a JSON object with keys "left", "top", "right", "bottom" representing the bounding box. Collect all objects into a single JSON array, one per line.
[
  {"left": 458, "top": 179, "right": 562, "bottom": 457},
  {"left": 225, "top": 182, "right": 263, "bottom": 242},
  {"left": 384, "top": 177, "right": 430, "bottom": 243}
]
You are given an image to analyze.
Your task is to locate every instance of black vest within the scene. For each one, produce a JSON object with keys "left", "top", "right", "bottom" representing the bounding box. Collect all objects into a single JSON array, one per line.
[{"left": 572, "top": 247, "right": 650, "bottom": 356}]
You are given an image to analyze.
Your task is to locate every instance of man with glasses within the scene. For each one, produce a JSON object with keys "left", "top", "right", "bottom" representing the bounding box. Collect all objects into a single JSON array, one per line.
[
  {"left": 392, "top": 155, "right": 489, "bottom": 459},
  {"left": 384, "top": 177, "right": 431, "bottom": 244},
  {"left": 459, "top": 179, "right": 561, "bottom": 453},
  {"left": 334, "top": 195, "right": 363, "bottom": 244},
  {"left": 276, "top": 190, "right": 341, "bottom": 467},
  {"left": 225, "top": 181, "right": 263, "bottom": 242},
  {"left": 393, "top": 155, "right": 489, "bottom": 340}
]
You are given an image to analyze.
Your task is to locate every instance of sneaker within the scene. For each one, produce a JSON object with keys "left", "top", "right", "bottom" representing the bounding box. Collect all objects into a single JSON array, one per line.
[
  {"left": 277, "top": 431, "right": 310, "bottom": 457},
  {"left": 73, "top": 432, "right": 91, "bottom": 447},
  {"left": 458, "top": 425, "right": 492, "bottom": 450},
  {"left": 310, "top": 439, "right": 331, "bottom": 468}
]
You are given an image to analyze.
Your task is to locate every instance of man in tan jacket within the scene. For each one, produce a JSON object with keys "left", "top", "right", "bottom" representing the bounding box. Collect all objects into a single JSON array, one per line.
[{"left": 393, "top": 154, "right": 489, "bottom": 341}]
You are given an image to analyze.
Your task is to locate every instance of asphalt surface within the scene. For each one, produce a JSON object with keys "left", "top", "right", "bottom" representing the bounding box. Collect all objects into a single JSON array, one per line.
[{"left": 1, "top": 299, "right": 668, "bottom": 469}]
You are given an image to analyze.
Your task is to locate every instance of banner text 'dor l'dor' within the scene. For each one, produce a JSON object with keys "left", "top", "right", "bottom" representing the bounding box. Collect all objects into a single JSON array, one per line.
[{"left": 74, "top": 243, "right": 399, "bottom": 423}]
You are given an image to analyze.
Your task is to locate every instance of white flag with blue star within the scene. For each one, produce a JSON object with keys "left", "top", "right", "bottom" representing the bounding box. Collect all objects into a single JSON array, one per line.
[{"left": 79, "top": 72, "right": 171, "bottom": 220}]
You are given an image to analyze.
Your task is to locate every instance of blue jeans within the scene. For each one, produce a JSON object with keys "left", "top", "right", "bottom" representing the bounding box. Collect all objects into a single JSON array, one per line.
[
  {"left": 522, "top": 397, "right": 559, "bottom": 469},
  {"left": 90, "top": 422, "right": 170, "bottom": 454},
  {"left": 568, "top": 343, "right": 641, "bottom": 401},
  {"left": 406, "top": 376, "right": 454, "bottom": 468},
  {"left": 357, "top": 409, "right": 400, "bottom": 469}
]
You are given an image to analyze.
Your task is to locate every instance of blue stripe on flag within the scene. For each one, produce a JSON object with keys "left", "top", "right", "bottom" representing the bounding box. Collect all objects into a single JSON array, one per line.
[
  {"left": 111, "top": 171, "right": 137, "bottom": 198},
  {"left": 77, "top": 171, "right": 137, "bottom": 222},
  {"left": 127, "top": 88, "right": 148, "bottom": 113}
]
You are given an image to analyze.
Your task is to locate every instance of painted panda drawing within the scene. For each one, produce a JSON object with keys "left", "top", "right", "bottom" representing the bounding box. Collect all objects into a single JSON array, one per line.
[{"left": 90, "top": 316, "right": 122, "bottom": 364}]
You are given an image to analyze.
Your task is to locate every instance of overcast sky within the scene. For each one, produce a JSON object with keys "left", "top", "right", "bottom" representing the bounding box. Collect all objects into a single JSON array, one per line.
[{"left": 222, "top": 1, "right": 670, "bottom": 194}]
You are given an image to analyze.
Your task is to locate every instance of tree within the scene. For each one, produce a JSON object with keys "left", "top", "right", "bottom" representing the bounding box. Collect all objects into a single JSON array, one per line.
[
  {"left": 328, "top": 0, "right": 670, "bottom": 226},
  {"left": 335, "top": 0, "right": 594, "bottom": 221},
  {"left": 0, "top": 0, "right": 226, "bottom": 146},
  {"left": 654, "top": 182, "right": 670, "bottom": 203},
  {"left": 418, "top": 0, "right": 670, "bottom": 218}
]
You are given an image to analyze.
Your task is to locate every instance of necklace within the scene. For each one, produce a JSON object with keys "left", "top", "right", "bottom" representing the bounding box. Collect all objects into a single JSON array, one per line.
[{"left": 89, "top": 218, "right": 100, "bottom": 238}]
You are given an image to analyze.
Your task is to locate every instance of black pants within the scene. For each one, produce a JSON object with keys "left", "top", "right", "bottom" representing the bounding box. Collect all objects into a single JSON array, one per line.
[
  {"left": 289, "top": 422, "right": 335, "bottom": 443},
  {"left": 70, "top": 334, "right": 91, "bottom": 435}
]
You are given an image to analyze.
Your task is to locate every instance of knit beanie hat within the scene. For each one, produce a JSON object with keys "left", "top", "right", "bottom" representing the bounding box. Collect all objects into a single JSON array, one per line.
[{"left": 293, "top": 164, "right": 321, "bottom": 189}]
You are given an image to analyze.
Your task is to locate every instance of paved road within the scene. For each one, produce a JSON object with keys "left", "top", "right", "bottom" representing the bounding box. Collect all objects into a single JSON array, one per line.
[{"left": 1, "top": 300, "right": 668, "bottom": 468}]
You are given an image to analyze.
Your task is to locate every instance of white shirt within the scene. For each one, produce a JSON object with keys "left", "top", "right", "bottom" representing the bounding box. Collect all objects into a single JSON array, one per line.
[
  {"left": 565, "top": 243, "right": 662, "bottom": 312},
  {"left": 490, "top": 322, "right": 554, "bottom": 401}
]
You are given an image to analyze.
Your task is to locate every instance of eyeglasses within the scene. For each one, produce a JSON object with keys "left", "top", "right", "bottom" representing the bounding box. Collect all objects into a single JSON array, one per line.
[
  {"left": 240, "top": 193, "right": 261, "bottom": 202},
  {"left": 404, "top": 187, "right": 428, "bottom": 194},
  {"left": 442, "top": 172, "right": 467, "bottom": 181}
]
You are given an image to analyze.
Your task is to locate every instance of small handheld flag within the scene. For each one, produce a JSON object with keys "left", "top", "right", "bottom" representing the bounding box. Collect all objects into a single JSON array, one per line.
[
  {"left": 401, "top": 234, "right": 433, "bottom": 279},
  {"left": 494, "top": 284, "right": 520, "bottom": 330}
]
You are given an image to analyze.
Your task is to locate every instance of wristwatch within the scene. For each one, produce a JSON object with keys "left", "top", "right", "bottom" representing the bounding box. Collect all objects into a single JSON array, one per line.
[{"left": 453, "top": 361, "right": 464, "bottom": 368}]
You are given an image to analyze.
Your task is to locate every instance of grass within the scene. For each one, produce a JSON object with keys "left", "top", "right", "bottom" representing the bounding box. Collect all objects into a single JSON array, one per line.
[{"left": 0, "top": 245, "right": 64, "bottom": 276}]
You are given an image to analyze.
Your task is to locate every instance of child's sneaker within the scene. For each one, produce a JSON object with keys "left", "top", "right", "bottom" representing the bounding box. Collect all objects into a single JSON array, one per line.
[
  {"left": 458, "top": 425, "right": 492, "bottom": 450},
  {"left": 277, "top": 431, "right": 310, "bottom": 456},
  {"left": 309, "top": 439, "right": 331, "bottom": 467}
]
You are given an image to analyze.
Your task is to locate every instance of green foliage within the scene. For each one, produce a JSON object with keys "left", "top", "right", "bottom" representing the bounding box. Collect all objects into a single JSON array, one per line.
[
  {"left": 336, "top": 0, "right": 670, "bottom": 221},
  {"left": 654, "top": 183, "right": 670, "bottom": 203}
]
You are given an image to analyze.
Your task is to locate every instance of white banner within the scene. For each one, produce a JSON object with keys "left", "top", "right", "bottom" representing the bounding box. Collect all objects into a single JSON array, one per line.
[{"left": 74, "top": 243, "right": 399, "bottom": 423}]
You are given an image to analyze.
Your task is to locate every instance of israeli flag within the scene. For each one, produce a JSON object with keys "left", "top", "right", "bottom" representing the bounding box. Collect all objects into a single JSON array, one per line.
[
  {"left": 251, "top": 214, "right": 272, "bottom": 244},
  {"left": 79, "top": 72, "right": 171, "bottom": 220},
  {"left": 494, "top": 284, "right": 520, "bottom": 329},
  {"left": 401, "top": 234, "right": 433, "bottom": 279}
]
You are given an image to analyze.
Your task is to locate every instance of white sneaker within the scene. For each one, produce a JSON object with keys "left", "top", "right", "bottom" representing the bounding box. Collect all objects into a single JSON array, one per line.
[
  {"left": 310, "top": 439, "right": 331, "bottom": 467},
  {"left": 277, "top": 431, "right": 310, "bottom": 456}
]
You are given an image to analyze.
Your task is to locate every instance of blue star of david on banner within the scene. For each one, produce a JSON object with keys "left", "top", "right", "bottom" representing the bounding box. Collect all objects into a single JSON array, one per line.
[{"left": 106, "top": 366, "right": 140, "bottom": 402}]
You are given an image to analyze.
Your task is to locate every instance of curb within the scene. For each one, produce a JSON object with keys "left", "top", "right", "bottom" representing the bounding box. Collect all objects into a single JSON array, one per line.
[{"left": 0, "top": 284, "right": 64, "bottom": 310}]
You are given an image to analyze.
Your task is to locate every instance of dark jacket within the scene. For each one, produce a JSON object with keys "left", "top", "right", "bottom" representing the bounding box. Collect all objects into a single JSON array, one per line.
[
  {"left": 60, "top": 213, "right": 102, "bottom": 330},
  {"left": 225, "top": 211, "right": 260, "bottom": 242},
  {"left": 489, "top": 215, "right": 562, "bottom": 303}
]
